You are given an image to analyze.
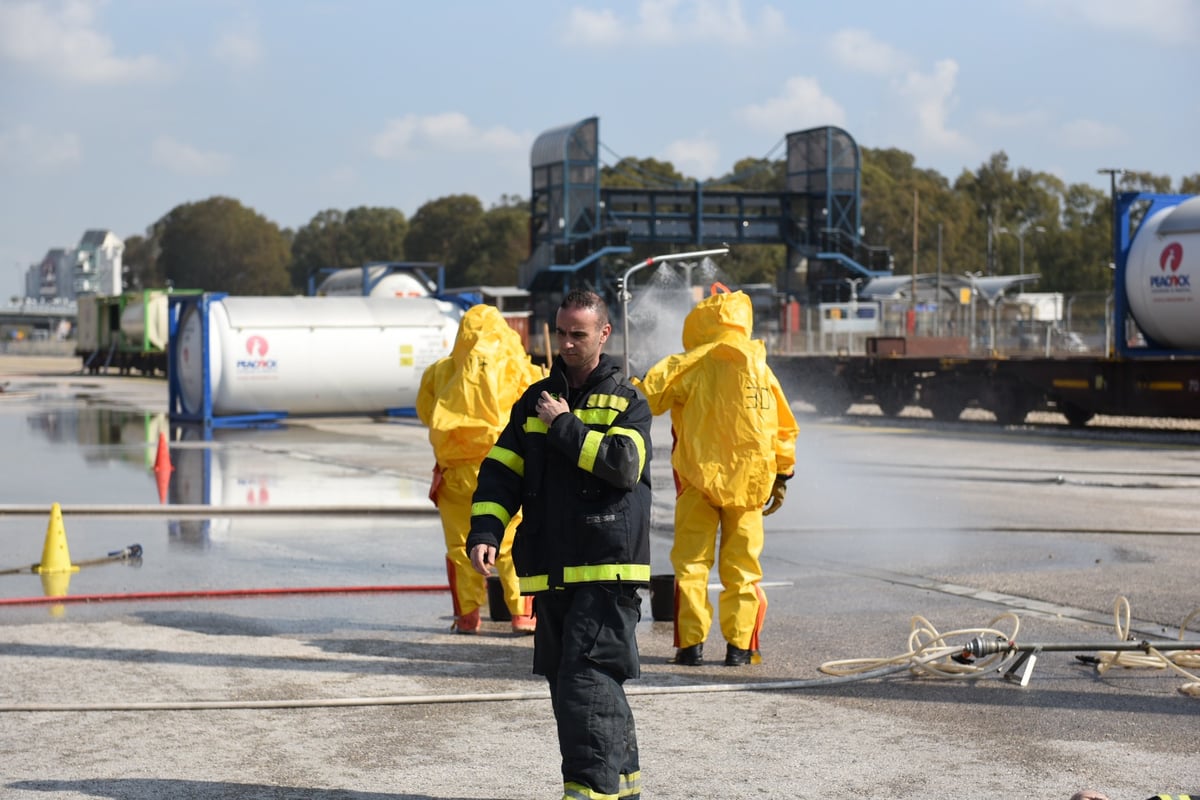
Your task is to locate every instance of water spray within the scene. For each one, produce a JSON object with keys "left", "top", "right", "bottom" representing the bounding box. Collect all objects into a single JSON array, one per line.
[{"left": 619, "top": 247, "right": 730, "bottom": 377}]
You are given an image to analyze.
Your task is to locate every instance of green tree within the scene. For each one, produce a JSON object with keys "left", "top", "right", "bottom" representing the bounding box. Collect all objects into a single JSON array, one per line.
[
  {"left": 157, "top": 196, "right": 292, "bottom": 295},
  {"left": 403, "top": 194, "right": 486, "bottom": 287},
  {"left": 466, "top": 199, "right": 529, "bottom": 286},
  {"left": 601, "top": 156, "right": 690, "bottom": 188},
  {"left": 708, "top": 157, "right": 786, "bottom": 192},
  {"left": 289, "top": 206, "right": 408, "bottom": 290},
  {"left": 121, "top": 233, "right": 163, "bottom": 290},
  {"left": 1180, "top": 174, "right": 1200, "bottom": 194},
  {"left": 1120, "top": 170, "right": 1172, "bottom": 194}
]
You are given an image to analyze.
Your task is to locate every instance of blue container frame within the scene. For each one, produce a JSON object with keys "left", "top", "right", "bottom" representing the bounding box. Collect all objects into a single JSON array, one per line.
[{"left": 167, "top": 292, "right": 289, "bottom": 430}]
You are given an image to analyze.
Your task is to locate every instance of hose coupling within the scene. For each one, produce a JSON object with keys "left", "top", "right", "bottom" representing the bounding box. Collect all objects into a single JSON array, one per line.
[{"left": 965, "top": 635, "right": 1015, "bottom": 657}]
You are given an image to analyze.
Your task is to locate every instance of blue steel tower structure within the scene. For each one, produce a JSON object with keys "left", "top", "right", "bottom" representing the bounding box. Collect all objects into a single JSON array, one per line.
[{"left": 522, "top": 117, "right": 891, "bottom": 308}]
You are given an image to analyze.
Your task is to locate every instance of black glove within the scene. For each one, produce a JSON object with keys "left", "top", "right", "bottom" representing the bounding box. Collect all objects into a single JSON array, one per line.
[{"left": 763, "top": 475, "right": 788, "bottom": 516}]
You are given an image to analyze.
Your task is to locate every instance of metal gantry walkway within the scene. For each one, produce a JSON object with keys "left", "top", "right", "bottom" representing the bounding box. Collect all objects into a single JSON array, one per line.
[{"left": 521, "top": 116, "right": 893, "bottom": 305}]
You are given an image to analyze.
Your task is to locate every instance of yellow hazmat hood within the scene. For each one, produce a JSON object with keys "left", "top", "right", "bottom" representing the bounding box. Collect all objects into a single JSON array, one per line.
[
  {"left": 417, "top": 304, "right": 545, "bottom": 467},
  {"left": 451, "top": 304, "right": 510, "bottom": 362},
  {"left": 681, "top": 290, "right": 753, "bottom": 350}
]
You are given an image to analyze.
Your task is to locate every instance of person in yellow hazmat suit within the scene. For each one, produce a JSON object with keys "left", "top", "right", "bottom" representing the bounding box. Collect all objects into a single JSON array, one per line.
[
  {"left": 634, "top": 287, "right": 798, "bottom": 666},
  {"left": 417, "top": 304, "right": 546, "bottom": 634}
]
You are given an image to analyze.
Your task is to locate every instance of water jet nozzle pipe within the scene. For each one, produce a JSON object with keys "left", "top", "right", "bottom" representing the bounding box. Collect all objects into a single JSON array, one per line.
[
  {"left": 964, "top": 635, "right": 1200, "bottom": 687},
  {"left": 620, "top": 247, "right": 730, "bottom": 377},
  {"left": 0, "top": 543, "right": 143, "bottom": 577},
  {"left": 964, "top": 636, "right": 1200, "bottom": 658}
]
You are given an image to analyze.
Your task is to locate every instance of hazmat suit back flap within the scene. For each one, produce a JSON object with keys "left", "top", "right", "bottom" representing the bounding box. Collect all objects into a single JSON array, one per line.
[
  {"left": 635, "top": 290, "right": 798, "bottom": 508},
  {"left": 417, "top": 304, "right": 545, "bottom": 467}
]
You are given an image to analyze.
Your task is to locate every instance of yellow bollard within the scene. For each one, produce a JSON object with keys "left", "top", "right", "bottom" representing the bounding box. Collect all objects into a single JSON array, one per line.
[{"left": 33, "top": 503, "right": 80, "bottom": 576}]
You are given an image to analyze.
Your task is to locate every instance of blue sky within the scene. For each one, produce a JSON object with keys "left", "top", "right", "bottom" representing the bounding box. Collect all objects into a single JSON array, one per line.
[{"left": 2, "top": 0, "right": 1196, "bottom": 297}]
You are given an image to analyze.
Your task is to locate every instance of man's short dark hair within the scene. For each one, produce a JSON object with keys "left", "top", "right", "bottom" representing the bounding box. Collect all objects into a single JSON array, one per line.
[{"left": 560, "top": 289, "right": 609, "bottom": 328}]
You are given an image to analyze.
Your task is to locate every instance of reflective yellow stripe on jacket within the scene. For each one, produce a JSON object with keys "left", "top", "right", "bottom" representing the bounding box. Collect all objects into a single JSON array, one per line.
[{"left": 519, "top": 563, "right": 651, "bottom": 593}]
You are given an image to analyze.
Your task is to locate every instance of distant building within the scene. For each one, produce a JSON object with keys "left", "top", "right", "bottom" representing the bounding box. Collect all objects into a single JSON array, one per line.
[
  {"left": 73, "top": 229, "right": 123, "bottom": 297},
  {"left": 25, "top": 248, "right": 75, "bottom": 300}
]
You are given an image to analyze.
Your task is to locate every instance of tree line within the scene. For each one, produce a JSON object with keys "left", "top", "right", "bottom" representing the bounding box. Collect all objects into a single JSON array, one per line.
[{"left": 121, "top": 149, "right": 1199, "bottom": 298}]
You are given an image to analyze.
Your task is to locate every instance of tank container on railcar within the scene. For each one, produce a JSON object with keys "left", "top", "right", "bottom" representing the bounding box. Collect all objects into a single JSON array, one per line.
[{"left": 1124, "top": 195, "right": 1200, "bottom": 349}]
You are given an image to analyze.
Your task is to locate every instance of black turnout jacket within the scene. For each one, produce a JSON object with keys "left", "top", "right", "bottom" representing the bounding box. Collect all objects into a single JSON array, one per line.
[{"left": 467, "top": 353, "right": 652, "bottom": 593}]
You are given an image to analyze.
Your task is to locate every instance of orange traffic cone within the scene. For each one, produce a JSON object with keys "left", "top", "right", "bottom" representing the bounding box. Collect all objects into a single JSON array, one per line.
[
  {"left": 34, "top": 503, "right": 79, "bottom": 576},
  {"left": 153, "top": 432, "right": 173, "bottom": 504}
]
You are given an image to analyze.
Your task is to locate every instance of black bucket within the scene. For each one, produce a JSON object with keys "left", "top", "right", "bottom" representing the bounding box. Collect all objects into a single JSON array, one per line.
[
  {"left": 486, "top": 575, "right": 511, "bottom": 621},
  {"left": 649, "top": 573, "right": 675, "bottom": 622}
]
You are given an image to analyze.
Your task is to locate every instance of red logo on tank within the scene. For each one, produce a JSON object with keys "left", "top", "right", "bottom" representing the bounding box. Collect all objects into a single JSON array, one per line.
[
  {"left": 246, "top": 335, "right": 269, "bottom": 356},
  {"left": 1160, "top": 242, "right": 1183, "bottom": 272}
]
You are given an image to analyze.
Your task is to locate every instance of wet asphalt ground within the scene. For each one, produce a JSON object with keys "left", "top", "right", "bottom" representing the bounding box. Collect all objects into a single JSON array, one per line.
[{"left": 1, "top": 355, "right": 1198, "bottom": 800}]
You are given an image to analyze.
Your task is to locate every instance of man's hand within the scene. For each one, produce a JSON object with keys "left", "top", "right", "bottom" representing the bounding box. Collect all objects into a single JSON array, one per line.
[
  {"left": 536, "top": 390, "right": 568, "bottom": 425},
  {"left": 468, "top": 543, "right": 497, "bottom": 576},
  {"left": 763, "top": 476, "right": 787, "bottom": 516}
]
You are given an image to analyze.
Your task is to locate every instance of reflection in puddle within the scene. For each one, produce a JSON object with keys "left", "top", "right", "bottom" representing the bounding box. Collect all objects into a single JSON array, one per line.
[
  {"left": 2, "top": 400, "right": 441, "bottom": 614},
  {"left": 7, "top": 405, "right": 427, "bottom": 514},
  {"left": 2, "top": 406, "right": 165, "bottom": 505},
  {"left": 166, "top": 425, "right": 429, "bottom": 548},
  {"left": 169, "top": 426, "right": 426, "bottom": 508},
  {"left": 26, "top": 406, "right": 169, "bottom": 471}
]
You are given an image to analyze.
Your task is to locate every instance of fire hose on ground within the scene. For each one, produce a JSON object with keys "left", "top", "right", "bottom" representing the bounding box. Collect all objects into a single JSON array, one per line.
[
  {"left": 0, "top": 595, "right": 1196, "bottom": 712},
  {"left": 818, "top": 598, "right": 1200, "bottom": 697}
]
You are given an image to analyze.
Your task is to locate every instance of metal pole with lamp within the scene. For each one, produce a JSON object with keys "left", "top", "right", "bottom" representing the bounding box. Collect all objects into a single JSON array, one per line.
[{"left": 996, "top": 221, "right": 1046, "bottom": 273}]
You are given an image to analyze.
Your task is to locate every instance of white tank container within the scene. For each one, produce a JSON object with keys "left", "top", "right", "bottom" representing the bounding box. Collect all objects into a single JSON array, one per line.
[
  {"left": 174, "top": 295, "right": 461, "bottom": 417},
  {"left": 315, "top": 266, "right": 431, "bottom": 298},
  {"left": 120, "top": 291, "right": 170, "bottom": 351},
  {"left": 1125, "top": 196, "right": 1200, "bottom": 349}
]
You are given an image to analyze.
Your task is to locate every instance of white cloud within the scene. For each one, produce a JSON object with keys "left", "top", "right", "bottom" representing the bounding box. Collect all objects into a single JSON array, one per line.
[
  {"left": 737, "top": 76, "right": 846, "bottom": 133},
  {"left": 662, "top": 136, "right": 720, "bottom": 178},
  {"left": 1057, "top": 118, "right": 1128, "bottom": 149},
  {"left": 1033, "top": 0, "right": 1198, "bottom": 46},
  {"left": 563, "top": 0, "right": 786, "bottom": 46},
  {"left": 212, "top": 21, "right": 263, "bottom": 70},
  {"left": 0, "top": 0, "right": 164, "bottom": 85},
  {"left": 151, "top": 136, "right": 231, "bottom": 176},
  {"left": 897, "top": 59, "right": 970, "bottom": 152},
  {"left": 563, "top": 6, "right": 625, "bottom": 45},
  {"left": 829, "top": 28, "right": 911, "bottom": 76},
  {"left": 370, "top": 113, "right": 528, "bottom": 159},
  {"left": 0, "top": 124, "right": 82, "bottom": 170}
]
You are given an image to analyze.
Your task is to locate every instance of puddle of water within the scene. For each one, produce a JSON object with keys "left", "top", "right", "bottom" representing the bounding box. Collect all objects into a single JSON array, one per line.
[
  {"left": 0, "top": 513, "right": 448, "bottom": 613},
  {"left": 2, "top": 403, "right": 429, "bottom": 509},
  {"left": 0, "top": 405, "right": 164, "bottom": 505},
  {"left": 169, "top": 426, "right": 427, "bottom": 509},
  {"left": 0, "top": 398, "right": 448, "bottom": 620}
]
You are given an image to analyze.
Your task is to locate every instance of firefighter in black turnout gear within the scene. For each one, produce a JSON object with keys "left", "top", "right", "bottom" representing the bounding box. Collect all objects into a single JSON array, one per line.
[{"left": 468, "top": 290, "right": 652, "bottom": 800}]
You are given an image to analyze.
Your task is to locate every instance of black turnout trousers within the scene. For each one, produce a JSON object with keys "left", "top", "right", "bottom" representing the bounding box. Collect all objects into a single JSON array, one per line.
[{"left": 533, "top": 583, "right": 642, "bottom": 797}]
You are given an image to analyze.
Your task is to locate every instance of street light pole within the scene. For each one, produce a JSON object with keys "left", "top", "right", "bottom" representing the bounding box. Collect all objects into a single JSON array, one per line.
[{"left": 996, "top": 221, "right": 1046, "bottom": 273}]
